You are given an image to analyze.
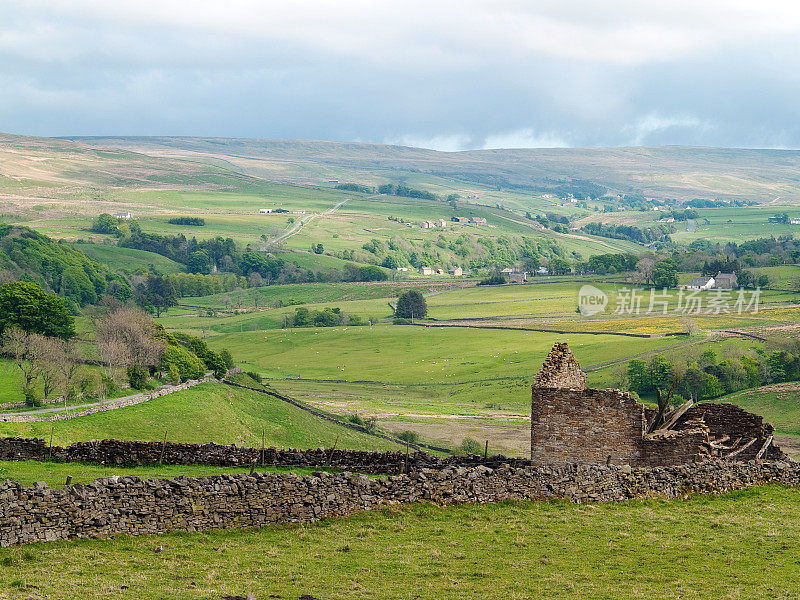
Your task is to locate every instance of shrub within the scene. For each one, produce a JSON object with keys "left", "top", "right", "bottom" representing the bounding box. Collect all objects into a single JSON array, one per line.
[
  {"left": 393, "top": 317, "right": 412, "bottom": 325},
  {"left": 245, "top": 371, "right": 263, "bottom": 384},
  {"left": 457, "top": 437, "right": 483, "bottom": 456},
  {"left": 347, "top": 414, "right": 365, "bottom": 426},
  {"left": 398, "top": 430, "right": 420, "bottom": 444},
  {"left": 23, "top": 387, "right": 41, "bottom": 408},
  {"left": 161, "top": 345, "right": 205, "bottom": 382},
  {"left": 167, "top": 217, "right": 205, "bottom": 226},
  {"left": 127, "top": 364, "right": 148, "bottom": 390},
  {"left": 478, "top": 274, "right": 506, "bottom": 286}
]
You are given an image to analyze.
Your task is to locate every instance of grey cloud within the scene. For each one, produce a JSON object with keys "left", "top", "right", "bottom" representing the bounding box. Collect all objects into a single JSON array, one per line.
[{"left": 1, "top": 1, "right": 799, "bottom": 148}]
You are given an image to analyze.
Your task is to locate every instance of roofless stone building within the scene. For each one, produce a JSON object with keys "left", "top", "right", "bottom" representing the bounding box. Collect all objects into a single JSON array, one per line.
[{"left": 531, "top": 343, "right": 784, "bottom": 467}]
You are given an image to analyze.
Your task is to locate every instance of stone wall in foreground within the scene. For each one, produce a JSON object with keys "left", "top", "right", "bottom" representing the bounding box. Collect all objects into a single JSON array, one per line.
[{"left": 2, "top": 459, "right": 798, "bottom": 546}]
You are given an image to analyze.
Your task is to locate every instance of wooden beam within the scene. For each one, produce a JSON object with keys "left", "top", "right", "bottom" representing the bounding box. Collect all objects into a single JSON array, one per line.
[
  {"left": 726, "top": 438, "right": 757, "bottom": 459},
  {"left": 654, "top": 400, "right": 694, "bottom": 433},
  {"left": 755, "top": 435, "right": 774, "bottom": 460}
]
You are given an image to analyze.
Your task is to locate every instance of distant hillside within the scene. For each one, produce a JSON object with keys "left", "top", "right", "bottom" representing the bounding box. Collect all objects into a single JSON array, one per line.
[
  {"left": 0, "top": 224, "right": 130, "bottom": 306},
  {"left": 0, "top": 132, "right": 274, "bottom": 192},
  {"left": 66, "top": 136, "right": 800, "bottom": 203}
]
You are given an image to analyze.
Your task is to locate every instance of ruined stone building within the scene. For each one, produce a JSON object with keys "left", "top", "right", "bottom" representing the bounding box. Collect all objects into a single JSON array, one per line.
[{"left": 531, "top": 343, "right": 784, "bottom": 467}]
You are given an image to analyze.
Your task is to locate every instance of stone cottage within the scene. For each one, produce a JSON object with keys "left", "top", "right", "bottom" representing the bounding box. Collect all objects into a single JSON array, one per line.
[{"left": 531, "top": 343, "right": 783, "bottom": 467}]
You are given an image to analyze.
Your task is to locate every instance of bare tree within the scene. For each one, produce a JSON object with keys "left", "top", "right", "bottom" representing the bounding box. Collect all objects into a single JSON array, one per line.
[
  {"left": 58, "top": 339, "right": 83, "bottom": 404},
  {"left": 35, "top": 335, "right": 65, "bottom": 400},
  {"left": 635, "top": 256, "right": 656, "bottom": 286},
  {"left": 1, "top": 327, "right": 42, "bottom": 395},
  {"left": 96, "top": 308, "right": 164, "bottom": 381}
]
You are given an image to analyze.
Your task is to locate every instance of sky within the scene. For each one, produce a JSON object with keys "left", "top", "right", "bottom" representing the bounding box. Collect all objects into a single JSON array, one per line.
[{"left": 1, "top": 0, "right": 800, "bottom": 150}]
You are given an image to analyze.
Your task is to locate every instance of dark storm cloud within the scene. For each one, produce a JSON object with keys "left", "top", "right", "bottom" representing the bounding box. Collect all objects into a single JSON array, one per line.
[{"left": 1, "top": 0, "right": 799, "bottom": 149}]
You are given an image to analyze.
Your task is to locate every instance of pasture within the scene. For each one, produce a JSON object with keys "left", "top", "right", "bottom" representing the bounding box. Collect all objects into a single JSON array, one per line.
[
  {"left": 0, "top": 383, "right": 403, "bottom": 452},
  {"left": 1, "top": 486, "right": 799, "bottom": 599}
]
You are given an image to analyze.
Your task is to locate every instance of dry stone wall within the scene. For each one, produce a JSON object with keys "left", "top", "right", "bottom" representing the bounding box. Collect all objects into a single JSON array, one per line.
[
  {"left": 0, "top": 436, "right": 525, "bottom": 474},
  {"left": 2, "top": 459, "right": 798, "bottom": 546}
]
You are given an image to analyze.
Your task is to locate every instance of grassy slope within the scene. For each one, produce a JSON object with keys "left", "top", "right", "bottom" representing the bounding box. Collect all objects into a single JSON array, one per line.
[
  {"left": 718, "top": 384, "right": 800, "bottom": 437},
  {"left": 210, "top": 325, "right": 680, "bottom": 385},
  {"left": 1, "top": 486, "right": 799, "bottom": 599},
  {"left": 67, "top": 136, "right": 800, "bottom": 203},
  {"left": 70, "top": 242, "right": 184, "bottom": 274},
  {"left": 0, "top": 382, "right": 404, "bottom": 451}
]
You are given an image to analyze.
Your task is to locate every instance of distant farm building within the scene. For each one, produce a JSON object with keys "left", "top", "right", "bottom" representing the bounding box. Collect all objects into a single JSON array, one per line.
[
  {"left": 419, "top": 266, "right": 434, "bottom": 275},
  {"left": 508, "top": 272, "right": 527, "bottom": 284},
  {"left": 713, "top": 272, "right": 738, "bottom": 289},
  {"left": 449, "top": 267, "right": 463, "bottom": 276},
  {"left": 420, "top": 221, "right": 435, "bottom": 229},
  {"left": 396, "top": 267, "right": 409, "bottom": 272},
  {"left": 451, "top": 216, "right": 469, "bottom": 223},
  {"left": 258, "top": 208, "right": 274, "bottom": 214},
  {"left": 470, "top": 217, "right": 488, "bottom": 225},
  {"left": 686, "top": 276, "right": 715, "bottom": 291},
  {"left": 791, "top": 219, "right": 800, "bottom": 225},
  {"left": 501, "top": 267, "right": 514, "bottom": 274},
  {"left": 114, "top": 212, "right": 132, "bottom": 219},
  {"left": 435, "top": 219, "right": 448, "bottom": 227}
]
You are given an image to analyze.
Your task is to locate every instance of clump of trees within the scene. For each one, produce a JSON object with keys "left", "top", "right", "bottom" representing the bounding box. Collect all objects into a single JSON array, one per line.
[
  {"left": 288, "top": 306, "right": 366, "bottom": 328},
  {"left": 335, "top": 183, "right": 373, "bottom": 194},
  {"left": 395, "top": 290, "right": 427, "bottom": 319},
  {"left": 626, "top": 344, "right": 800, "bottom": 402},
  {"left": 0, "top": 224, "right": 131, "bottom": 307},
  {"left": 167, "top": 217, "right": 205, "bottom": 226},
  {"left": 0, "top": 281, "right": 75, "bottom": 339},
  {"left": 377, "top": 184, "right": 437, "bottom": 201}
]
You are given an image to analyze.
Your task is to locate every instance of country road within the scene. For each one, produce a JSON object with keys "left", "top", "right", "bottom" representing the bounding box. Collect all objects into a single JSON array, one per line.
[{"left": 271, "top": 198, "right": 348, "bottom": 244}]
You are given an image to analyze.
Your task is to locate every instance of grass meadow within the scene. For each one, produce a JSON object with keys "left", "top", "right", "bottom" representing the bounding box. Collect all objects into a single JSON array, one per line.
[
  {"left": 1, "top": 486, "right": 799, "bottom": 599},
  {"left": 0, "top": 383, "right": 403, "bottom": 452}
]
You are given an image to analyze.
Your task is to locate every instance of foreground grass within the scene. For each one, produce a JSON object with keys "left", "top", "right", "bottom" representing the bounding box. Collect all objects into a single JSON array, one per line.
[
  {"left": 0, "top": 461, "right": 327, "bottom": 488},
  {"left": 0, "top": 486, "right": 799, "bottom": 599}
]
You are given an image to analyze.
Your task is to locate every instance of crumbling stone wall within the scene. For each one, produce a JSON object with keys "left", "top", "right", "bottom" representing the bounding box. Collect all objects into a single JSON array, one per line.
[
  {"left": 0, "top": 436, "right": 531, "bottom": 474},
  {"left": 530, "top": 343, "right": 783, "bottom": 466},
  {"left": 1, "top": 459, "right": 798, "bottom": 547},
  {"left": 531, "top": 387, "right": 648, "bottom": 465},
  {"left": 532, "top": 342, "right": 586, "bottom": 389}
]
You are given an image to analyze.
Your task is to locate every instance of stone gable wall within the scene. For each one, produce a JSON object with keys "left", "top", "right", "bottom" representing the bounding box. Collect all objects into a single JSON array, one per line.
[
  {"left": 1, "top": 459, "right": 798, "bottom": 547},
  {"left": 531, "top": 387, "right": 649, "bottom": 465}
]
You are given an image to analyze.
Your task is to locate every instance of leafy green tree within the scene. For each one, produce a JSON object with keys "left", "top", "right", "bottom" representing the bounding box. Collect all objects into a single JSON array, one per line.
[
  {"left": 135, "top": 275, "right": 178, "bottom": 317},
  {"left": 127, "top": 364, "right": 148, "bottom": 390},
  {"left": 0, "top": 282, "right": 75, "bottom": 339},
  {"left": 549, "top": 258, "right": 571, "bottom": 275},
  {"left": 161, "top": 345, "right": 204, "bottom": 382},
  {"left": 186, "top": 250, "right": 212, "bottom": 274},
  {"left": 395, "top": 291, "right": 427, "bottom": 319},
  {"left": 293, "top": 307, "right": 311, "bottom": 327},
  {"left": 220, "top": 348, "right": 235, "bottom": 370},
  {"left": 699, "top": 373, "right": 725, "bottom": 399},
  {"left": 91, "top": 213, "right": 121, "bottom": 235},
  {"left": 382, "top": 255, "right": 399, "bottom": 269},
  {"left": 648, "top": 355, "right": 675, "bottom": 391},
  {"left": 652, "top": 260, "right": 678, "bottom": 288},
  {"left": 626, "top": 359, "right": 650, "bottom": 395}
]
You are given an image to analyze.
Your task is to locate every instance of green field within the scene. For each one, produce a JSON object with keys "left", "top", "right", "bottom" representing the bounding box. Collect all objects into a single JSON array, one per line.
[
  {"left": 211, "top": 325, "right": 681, "bottom": 384},
  {"left": 70, "top": 242, "right": 185, "bottom": 274},
  {"left": 0, "top": 382, "right": 404, "bottom": 452},
  {"left": 2, "top": 486, "right": 799, "bottom": 599}
]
